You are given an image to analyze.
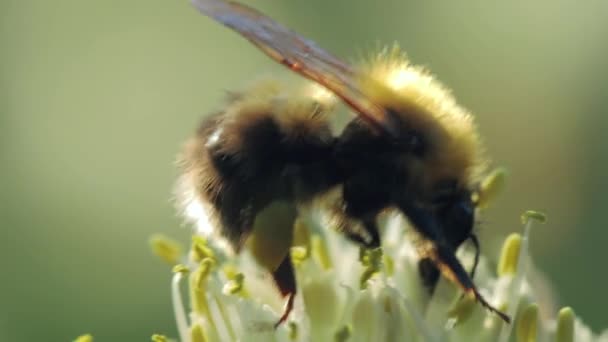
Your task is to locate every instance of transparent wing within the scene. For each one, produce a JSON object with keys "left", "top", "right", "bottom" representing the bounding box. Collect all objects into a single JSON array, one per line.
[{"left": 191, "top": 0, "right": 395, "bottom": 135}]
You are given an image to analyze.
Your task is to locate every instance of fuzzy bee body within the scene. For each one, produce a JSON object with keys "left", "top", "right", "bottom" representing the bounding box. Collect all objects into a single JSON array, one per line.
[
  {"left": 181, "top": 0, "right": 511, "bottom": 325},
  {"left": 179, "top": 81, "right": 339, "bottom": 249}
]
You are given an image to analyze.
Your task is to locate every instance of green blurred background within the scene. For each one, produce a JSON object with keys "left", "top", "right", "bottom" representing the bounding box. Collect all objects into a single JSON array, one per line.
[{"left": 1, "top": 0, "right": 607, "bottom": 340}]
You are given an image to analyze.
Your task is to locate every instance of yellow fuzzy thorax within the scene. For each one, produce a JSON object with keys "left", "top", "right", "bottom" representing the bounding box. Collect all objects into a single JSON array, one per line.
[{"left": 357, "top": 45, "right": 486, "bottom": 188}]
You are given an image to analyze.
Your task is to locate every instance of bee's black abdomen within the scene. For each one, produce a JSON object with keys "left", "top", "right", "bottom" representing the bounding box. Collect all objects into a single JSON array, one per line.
[
  {"left": 185, "top": 90, "right": 343, "bottom": 251},
  {"left": 208, "top": 115, "right": 283, "bottom": 180}
]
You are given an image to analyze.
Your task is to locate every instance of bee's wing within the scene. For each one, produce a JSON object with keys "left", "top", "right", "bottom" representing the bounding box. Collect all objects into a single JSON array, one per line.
[{"left": 191, "top": 0, "right": 396, "bottom": 135}]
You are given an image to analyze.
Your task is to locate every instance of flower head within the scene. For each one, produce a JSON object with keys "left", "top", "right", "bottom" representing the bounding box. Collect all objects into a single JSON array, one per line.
[{"left": 153, "top": 210, "right": 607, "bottom": 342}]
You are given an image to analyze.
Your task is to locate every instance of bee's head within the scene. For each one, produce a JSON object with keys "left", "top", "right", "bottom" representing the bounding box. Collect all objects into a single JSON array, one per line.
[{"left": 429, "top": 180, "right": 476, "bottom": 247}]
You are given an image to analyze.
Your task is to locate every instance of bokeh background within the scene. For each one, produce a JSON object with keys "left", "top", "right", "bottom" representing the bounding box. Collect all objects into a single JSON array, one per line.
[{"left": 2, "top": 0, "right": 607, "bottom": 340}]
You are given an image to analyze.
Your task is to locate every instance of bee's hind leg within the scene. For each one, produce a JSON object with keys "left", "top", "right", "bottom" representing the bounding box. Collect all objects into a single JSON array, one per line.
[
  {"left": 418, "top": 257, "right": 441, "bottom": 293},
  {"left": 272, "top": 255, "right": 296, "bottom": 328},
  {"left": 338, "top": 217, "right": 381, "bottom": 249}
]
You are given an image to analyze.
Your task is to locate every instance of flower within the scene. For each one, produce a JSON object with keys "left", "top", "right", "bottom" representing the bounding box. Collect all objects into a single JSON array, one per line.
[{"left": 151, "top": 209, "right": 608, "bottom": 342}]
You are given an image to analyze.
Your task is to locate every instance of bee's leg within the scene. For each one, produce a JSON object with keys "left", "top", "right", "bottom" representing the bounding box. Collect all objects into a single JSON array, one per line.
[
  {"left": 401, "top": 203, "right": 510, "bottom": 323},
  {"left": 342, "top": 230, "right": 371, "bottom": 247},
  {"left": 468, "top": 233, "right": 480, "bottom": 279},
  {"left": 452, "top": 234, "right": 482, "bottom": 301},
  {"left": 239, "top": 201, "right": 298, "bottom": 328},
  {"left": 432, "top": 242, "right": 509, "bottom": 322},
  {"left": 336, "top": 216, "right": 380, "bottom": 249},
  {"left": 272, "top": 255, "right": 296, "bottom": 328},
  {"left": 339, "top": 176, "right": 384, "bottom": 248},
  {"left": 418, "top": 257, "right": 440, "bottom": 293},
  {"left": 326, "top": 193, "right": 381, "bottom": 249},
  {"left": 360, "top": 218, "right": 381, "bottom": 248},
  {"left": 212, "top": 188, "right": 257, "bottom": 252}
]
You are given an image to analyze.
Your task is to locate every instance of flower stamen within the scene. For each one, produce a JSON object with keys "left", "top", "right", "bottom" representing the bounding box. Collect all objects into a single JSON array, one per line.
[{"left": 171, "top": 265, "right": 190, "bottom": 342}]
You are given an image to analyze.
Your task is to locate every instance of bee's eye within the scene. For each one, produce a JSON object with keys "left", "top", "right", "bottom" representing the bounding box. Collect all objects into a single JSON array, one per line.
[
  {"left": 443, "top": 199, "right": 475, "bottom": 244},
  {"left": 435, "top": 193, "right": 475, "bottom": 246},
  {"left": 450, "top": 200, "right": 474, "bottom": 224}
]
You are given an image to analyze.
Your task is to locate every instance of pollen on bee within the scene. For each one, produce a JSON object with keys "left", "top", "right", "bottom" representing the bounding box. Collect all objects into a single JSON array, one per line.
[
  {"left": 185, "top": 199, "right": 210, "bottom": 233},
  {"left": 177, "top": 176, "right": 215, "bottom": 237},
  {"left": 386, "top": 67, "right": 419, "bottom": 90},
  {"left": 205, "top": 127, "right": 223, "bottom": 148}
]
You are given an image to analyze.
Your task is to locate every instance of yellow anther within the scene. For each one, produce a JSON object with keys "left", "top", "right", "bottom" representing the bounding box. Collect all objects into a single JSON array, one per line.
[
  {"left": 497, "top": 233, "right": 522, "bottom": 277},
  {"left": 149, "top": 234, "right": 183, "bottom": 265},
  {"left": 520, "top": 211, "right": 547, "bottom": 225},
  {"left": 476, "top": 168, "right": 507, "bottom": 209},
  {"left": 73, "top": 334, "right": 93, "bottom": 342},
  {"left": 359, "top": 247, "right": 383, "bottom": 289},
  {"left": 222, "top": 264, "right": 239, "bottom": 279},
  {"left": 223, "top": 272, "right": 246, "bottom": 296},
  {"left": 291, "top": 246, "right": 310, "bottom": 267},
  {"left": 516, "top": 303, "right": 539, "bottom": 342},
  {"left": 292, "top": 218, "right": 312, "bottom": 248},
  {"left": 191, "top": 235, "right": 215, "bottom": 262},
  {"left": 556, "top": 307, "right": 575, "bottom": 342},
  {"left": 288, "top": 321, "right": 298, "bottom": 340},
  {"left": 448, "top": 296, "right": 476, "bottom": 325},
  {"left": 191, "top": 323, "right": 207, "bottom": 342},
  {"left": 334, "top": 325, "right": 352, "bottom": 342},
  {"left": 150, "top": 334, "right": 168, "bottom": 342}
]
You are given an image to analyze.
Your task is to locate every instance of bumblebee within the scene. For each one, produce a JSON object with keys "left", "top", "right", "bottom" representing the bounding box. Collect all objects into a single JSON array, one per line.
[{"left": 178, "top": 0, "right": 510, "bottom": 326}]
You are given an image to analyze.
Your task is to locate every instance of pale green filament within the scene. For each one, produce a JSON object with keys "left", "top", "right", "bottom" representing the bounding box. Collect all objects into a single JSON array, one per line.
[
  {"left": 191, "top": 258, "right": 215, "bottom": 315},
  {"left": 383, "top": 254, "right": 394, "bottom": 277},
  {"left": 172, "top": 264, "right": 190, "bottom": 274},
  {"left": 172, "top": 268, "right": 189, "bottom": 342},
  {"left": 312, "top": 234, "right": 332, "bottom": 270}
]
